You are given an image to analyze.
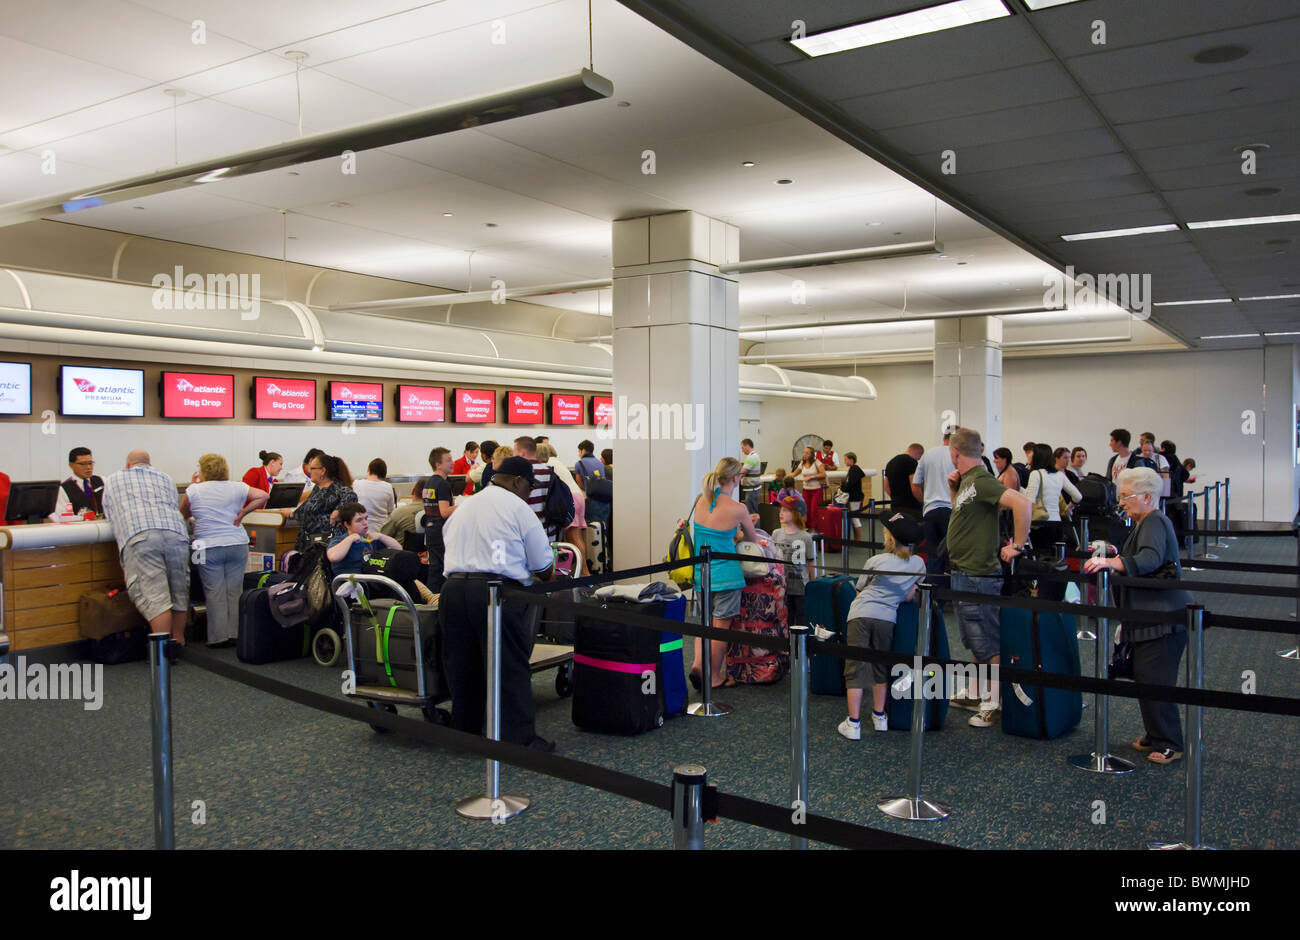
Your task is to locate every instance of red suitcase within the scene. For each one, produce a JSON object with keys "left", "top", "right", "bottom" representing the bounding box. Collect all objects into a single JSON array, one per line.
[{"left": 816, "top": 505, "right": 843, "bottom": 553}]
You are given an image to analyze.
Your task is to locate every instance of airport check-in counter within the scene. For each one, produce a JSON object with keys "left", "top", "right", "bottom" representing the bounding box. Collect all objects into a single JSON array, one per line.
[
  {"left": 0, "top": 513, "right": 299, "bottom": 653},
  {"left": 758, "top": 468, "right": 876, "bottom": 500}
]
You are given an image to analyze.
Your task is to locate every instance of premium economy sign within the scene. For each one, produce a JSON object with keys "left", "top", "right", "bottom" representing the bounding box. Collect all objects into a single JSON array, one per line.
[
  {"left": 550, "top": 393, "right": 584, "bottom": 425},
  {"left": 0, "top": 361, "right": 32, "bottom": 415},
  {"left": 254, "top": 376, "right": 316, "bottom": 419},
  {"left": 397, "top": 385, "right": 445, "bottom": 422},
  {"left": 60, "top": 366, "right": 145, "bottom": 417},
  {"left": 454, "top": 388, "right": 495, "bottom": 423},
  {"left": 162, "top": 372, "right": 234, "bottom": 418},
  {"left": 506, "top": 391, "right": 544, "bottom": 424}
]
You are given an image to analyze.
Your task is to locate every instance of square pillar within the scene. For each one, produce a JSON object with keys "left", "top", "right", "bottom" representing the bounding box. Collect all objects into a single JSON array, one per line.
[{"left": 934, "top": 317, "right": 1003, "bottom": 449}]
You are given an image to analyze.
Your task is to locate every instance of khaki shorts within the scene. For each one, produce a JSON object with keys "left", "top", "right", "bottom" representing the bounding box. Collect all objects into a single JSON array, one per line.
[
  {"left": 122, "top": 530, "right": 190, "bottom": 623},
  {"left": 844, "top": 616, "right": 895, "bottom": 687}
]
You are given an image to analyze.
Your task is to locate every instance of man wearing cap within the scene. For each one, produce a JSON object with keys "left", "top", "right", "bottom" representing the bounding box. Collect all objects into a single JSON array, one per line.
[
  {"left": 440, "top": 456, "right": 557, "bottom": 752},
  {"left": 839, "top": 512, "right": 926, "bottom": 738},
  {"left": 944, "top": 427, "right": 1032, "bottom": 729}
]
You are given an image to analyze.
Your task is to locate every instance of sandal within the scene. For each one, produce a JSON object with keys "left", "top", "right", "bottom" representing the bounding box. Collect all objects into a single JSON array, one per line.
[
  {"left": 1132, "top": 736, "right": 1153, "bottom": 752},
  {"left": 1148, "top": 747, "right": 1182, "bottom": 764},
  {"left": 711, "top": 676, "right": 736, "bottom": 689},
  {"left": 688, "top": 670, "right": 702, "bottom": 691}
]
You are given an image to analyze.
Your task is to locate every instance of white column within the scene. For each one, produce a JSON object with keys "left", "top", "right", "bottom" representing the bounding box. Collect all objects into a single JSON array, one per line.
[
  {"left": 607, "top": 211, "right": 740, "bottom": 569},
  {"left": 933, "top": 317, "right": 1003, "bottom": 449}
]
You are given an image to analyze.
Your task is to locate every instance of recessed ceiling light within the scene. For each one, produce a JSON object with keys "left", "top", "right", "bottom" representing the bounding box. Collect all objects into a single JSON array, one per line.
[
  {"left": 741, "top": 161, "right": 755, "bottom": 167},
  {"left": 1153, "top": 298, "right": 1233, "bottom": 307},
  {"left": 1265, "top": 238, "right": 1291, "bottom": 245},
  {"left": 866, "top": 221, "right": 882, "bottom": 227},
  {"left": 484, "top": 222, "right": 498, "bottom": 227},
  {"left": 287, "top": 235, "right": 298, "bottom": 240},
  {"left": 328, "top": 201, "right": 350, "bottom": 208},
  {"left": 1193, "top": 44, "right": 1249, "bottom": 65},
  {"left": 1234, "top": 143, "right": 1269, "bottom": 153},
  {"left": 163, "top": 88, "right": 185, "bottom": 98},
  {"left": 1199, "top": 333, "right": 1258, "bottom": 339},
  {"left": 133, "top": 206, "right": 145, "bottom": 210},
  {"left": 287, "top": 171, "right": 300, "bottom": 176},
  {"left": 616, "top": 101, "right": 631, "bottom": 107},
  {"left": 957, "top": 261, "right": 968, "bottom": 265},
  {"left": 1241, "top": 293, "right": 1300, "bottom": 301},
  {"left": 791, "top": 0, "right": 1011, "bottom": 57},
  {"left": 1022, "top": 0, "right": 1086, "bottom": 8},
  {"left": 284, "top": 50, "right": 309, "bottom": 62},
  {"left": 775, "top": 179, "right": 793, "bottom": 185},
  {"left": 1264, "top": 331, "right": 1300, "bottom": 337},
  {"left": 442, "top": 212, "right": 453, "bottom": 217},
  {"left": 1187, "top": 213, "right": 1300, "bottom": 230},
  {"left": 1061, "top": 223, "right": 1179, "bottom": 241}
]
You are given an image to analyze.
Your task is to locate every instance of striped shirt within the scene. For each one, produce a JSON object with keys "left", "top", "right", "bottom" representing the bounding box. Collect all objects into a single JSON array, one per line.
[
  {"left": 528, "top": 461, "right": 554, "bottom": 538},
  {"left": 103, "top": 465, "right": 189, "bottom": 554}
]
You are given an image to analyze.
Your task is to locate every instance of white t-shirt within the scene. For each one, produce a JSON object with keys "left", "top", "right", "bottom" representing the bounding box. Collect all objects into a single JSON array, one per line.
[
  {"left": 186, "top": 481, "right": 251, "bottom": 549},
  {"left": 443, "top": 484, "right": 553, "bottom": 585},
  {"left": 794, "top": 460, "right": 825, "bottom": 491},
  {"left": 1026, "top": 469, "right": 1083, "bottom": 522},
  {"left": 912, "top": 445, "right": 956, "bottom": 515},
  {"left": 352, "top": 478, "right": 397, "bottom": 529}
]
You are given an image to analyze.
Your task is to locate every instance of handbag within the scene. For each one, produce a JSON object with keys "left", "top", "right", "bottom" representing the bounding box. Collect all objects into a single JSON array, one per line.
[
  {"left": 1109, "top": 639, "right": 1134, "bottom": 680},
  {"left": 1031, "top": 470, "right": 1049, "bottom": 522},
  {"left": 832, "top": 490, "right": 850, "bottom": 506}
]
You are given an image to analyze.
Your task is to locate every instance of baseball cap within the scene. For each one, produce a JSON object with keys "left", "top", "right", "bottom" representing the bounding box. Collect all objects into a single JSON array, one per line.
[
  {"left": 881, "top": 512, "right": 923, "bottom": 548},
  {"left": 495, "top": 456, "right": 536, "bottom": 485}
]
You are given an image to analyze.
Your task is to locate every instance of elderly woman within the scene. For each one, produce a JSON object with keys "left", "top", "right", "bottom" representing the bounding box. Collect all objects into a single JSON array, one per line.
[{"left": 1083, "top": 467, "right": 1192, "bottom": 764}]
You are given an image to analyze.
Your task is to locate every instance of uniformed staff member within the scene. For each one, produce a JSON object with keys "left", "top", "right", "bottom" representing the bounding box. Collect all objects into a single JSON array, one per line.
[{"left": 441, "top": 457, "right": 557, "bottom": 753}]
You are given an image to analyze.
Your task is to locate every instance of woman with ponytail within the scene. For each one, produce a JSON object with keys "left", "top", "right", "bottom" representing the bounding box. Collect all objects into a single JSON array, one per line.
[
  {"left": 242, "top": 450, "right": 282, "bottom": 492},
  {"left": 689, "top": 456, "right": 761, "bottom": 690},
  {"left": 280, "top": 452, "right": 357, "bottom": 550}
]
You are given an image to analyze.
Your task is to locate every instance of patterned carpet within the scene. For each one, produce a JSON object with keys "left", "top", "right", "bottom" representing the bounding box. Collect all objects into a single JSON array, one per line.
[{"left": 2, "top": 533, "right": 1295, "bottom": 850}]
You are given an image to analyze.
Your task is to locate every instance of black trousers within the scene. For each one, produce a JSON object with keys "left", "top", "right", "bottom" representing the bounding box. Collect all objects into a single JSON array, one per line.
[
  {"left": 424, "top": 527, "right": 446, "bottom": 592},
  {"left": 1029, "top": 520, "right": 1064, "bottom": 556},
  {"left": 922, "top": 507, "right": 951, "bottom": 587},
  {"left": 439, "top": 576, "right": 537, "bottom": 745},
  {"left": 1133, "top": 629, "right": 1187, "bottom": 751}
]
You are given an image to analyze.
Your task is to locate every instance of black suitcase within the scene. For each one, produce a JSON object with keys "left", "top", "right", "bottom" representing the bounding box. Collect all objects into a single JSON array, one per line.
[
  {"left": 572, "top": 597, "right": 666, "bottom": 735},
  {"left": 1076, "top": 473, "right": 1117, "bottom": 515},
  {"left": 351, "top": 598, "right": 447, "bottom": 701},
  {"left": 242, "top": 570, "right": 288, "bottom": 591},
  {"left": 237, "top": 586, "right": 311, "bottom": 664}
]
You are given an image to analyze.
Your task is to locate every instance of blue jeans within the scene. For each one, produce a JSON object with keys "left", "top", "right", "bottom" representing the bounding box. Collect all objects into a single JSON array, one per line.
[
  {"left": 197, "top": 543, "right": 249, "bottom": 643},
  {"left": 951, "top": 571, "right": 1002, "bottom": 662}
]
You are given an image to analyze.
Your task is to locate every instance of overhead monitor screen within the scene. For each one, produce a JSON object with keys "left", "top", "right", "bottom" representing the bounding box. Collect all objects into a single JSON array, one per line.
[
  {"left": 592, "top": 395, "right": 614, "bottom": 427},
  {"left": 161, "top": 371, "right": 235, "bottom": 419},
  {"left": 0, "top": 361, "right": 32, "bottom": 415},
  {"left": 328, "top": 381, "right": 383, "bottom": 421},
  {"left": 453, "top": 388, "right": 496, "bottom": 423},
  {"left": 505, "top": 390, "right": 544, "bottom": 424},
  {"left": 549, "top": 393, "right": 584, "bottom": 425},
  {"left": 396, "top": 385, "right": 446, "bottom": 422},
  {"left": 253, "top": 376, "right": 316, "bottom": 420},
  {"left": 59, "top": 365, "right": 145, "bottom": 417}
]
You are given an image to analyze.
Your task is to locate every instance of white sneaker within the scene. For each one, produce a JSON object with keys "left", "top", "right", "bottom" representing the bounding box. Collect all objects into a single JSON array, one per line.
[
  {"left": 969, "top": 706, "right": 1000, "bottom": 728},
  {"left": 837, "top": 717, "right": 861, "bottom": 740},
  {"left": 871, "top": 711, "right": 889, "bottom": 732}
]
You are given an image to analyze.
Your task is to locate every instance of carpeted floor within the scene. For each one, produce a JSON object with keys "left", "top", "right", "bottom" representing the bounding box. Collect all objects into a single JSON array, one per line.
[{"left": 2, "top": 533, "right": 1296, "bottom": 850}]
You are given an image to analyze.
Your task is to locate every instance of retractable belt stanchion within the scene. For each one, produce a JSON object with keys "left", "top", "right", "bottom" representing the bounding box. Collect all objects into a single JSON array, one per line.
[
  {"left": 789, "top": 625, "right": 810, "bottom": 850},
  {"left": 671, "top": 765, "right": 708, "bottom": 849},
  {"left": 1196, "top": 489, "right": 1218, "bottom": 560},
  {"left": 1224, "top": 478, "right": 1234, "bottom": 539},
  {"left": 1211, "top": 482, "right": 1228, "bottom": 549},
  {"left": 1150, "top": 605, "right": 1215, "bottom": 850},
  {"left": 879, "top": 585, "right": 950, "bottom": 821},
  {"left": 457, "top": 581, "right": 529, "bottom": 819},
  {"left": 688, "top": 546, "right": 732, "bottom": 717},
  {"left": 1077, "top": 517, "right": 1097, "bottom": 641},
  {"left": 1282, "top": 526, "right": 1300, "bottom": 652},
  {"left": 867, "top": 498, "right": 877, "bottom": 559},
  {"left": 1069, "top": 568, "right": 1135, "bottom": 775},
  {"left": 149, "top": 633, "right": 175, "bottom": 850},
  {"left": 842, "top": 507, "right": 852, "bottom": 570}
]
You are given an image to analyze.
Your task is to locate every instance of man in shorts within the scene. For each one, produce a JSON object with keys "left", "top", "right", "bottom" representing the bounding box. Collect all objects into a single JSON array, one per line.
[{"left": 102, "top": 450, "right": 191, "bottom": 660}]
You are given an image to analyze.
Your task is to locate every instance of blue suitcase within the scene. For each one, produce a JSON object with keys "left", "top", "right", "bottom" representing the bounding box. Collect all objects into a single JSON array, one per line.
[
  {"left": 659, "top": 595, "right": 688, "bottom": 718},
  {"left": 1000, "top": 607, "right": 1083, "bottom": 739},
  {"left": 805, "top": 575, "right": 857, "bottom": 696},
  {"left": 887, "top": 600, "right": 951, "bottom": 731}
]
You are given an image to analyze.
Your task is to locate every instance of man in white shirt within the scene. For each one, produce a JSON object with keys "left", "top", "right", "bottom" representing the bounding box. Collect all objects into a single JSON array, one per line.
[
  {"left": 910, "top": 432, "right": 956, "bottom": 583},
  {"left": 739, "top": 438, "right": 763, "bottom": 513},
  {"left": 1105, "top": 429, "right": 1132, "bottom": 483},
  {"left": 819, "top": 440, "right": 840, "bottom": 471},
  {"left": 441, "top": 457, "right": 556, "bottom": 752}
]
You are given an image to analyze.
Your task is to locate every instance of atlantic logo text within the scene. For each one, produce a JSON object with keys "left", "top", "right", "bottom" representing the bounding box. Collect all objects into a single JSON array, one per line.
[
  {"left": 175, "top": 378, "right": 228, "bottom": 394},
  {"left": 265, "top": 383, "right": 310, "bottom": 397}
]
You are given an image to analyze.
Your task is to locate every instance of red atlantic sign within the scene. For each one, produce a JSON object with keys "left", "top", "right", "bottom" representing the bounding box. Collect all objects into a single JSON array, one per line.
[
  {"left": 163, "top": 372, "right": 235, "bottom": 418},
  {"left": 592, "top": 396, "right": 614, "bottom": 426},
  {"left": 254, "top": 376, "right": 316, "bottom": 420},
  {"left": 454, "top": 388, "right": 496, "bottom": 423},
  {"left": 397, "top": 385, "right": 445, "bottom": 422},
  {"left": 506, "top": 391, "right": 544, "bottom": 424},
  {"left": 550, "top": 394, "right": 584, "bottom": 425}
]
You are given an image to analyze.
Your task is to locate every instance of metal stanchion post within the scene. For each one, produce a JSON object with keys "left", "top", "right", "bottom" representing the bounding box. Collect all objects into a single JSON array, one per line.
[
  {"left": 149, "top": 633, "right": 175, "bottom": 850},
  {"left": 1195, "top": 489, "right": 1217, "bottom": 559},
  {"left": 1211, "top": 483, "right": 1228, "bottom": 548},
  {"left": 688, "top": 546, "right": 732, "bottom": 716},
  {"left": 1223, "top": 478, "right": 1234, "bottom": 539},
  {"left": 842, "top": 505, "right": 852, "bottom": 570},
  {"left": 1077, "top": 517, "right": 1097, "bottom": 641},
  {"left": 879, "top": 586, "right": 950, "bottom": 820},
  {"left": 1069, "top": 569, "right": 1135, "bottom": 774},
  {"left": 1281, "top": 527, "right": 1300, "bottom": 648},
  {"left": 789, "top": 625, "right": 810, "bottom": 850},
  {"left": 868, "top": 498, "right": 877, "bottom": 558},
  {"left": 671, "top": 765, "right": 707, "bottom": 849},
  {"left": 458, "top": 581, "right": 529, "bottom": 819},
  {"left": 1150, "top": 606, "right": 1215, "bottom": 850}
]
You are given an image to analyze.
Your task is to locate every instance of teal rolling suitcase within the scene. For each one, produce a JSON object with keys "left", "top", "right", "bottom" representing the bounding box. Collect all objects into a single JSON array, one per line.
[
  {"left": 805, "top": 575, "right": 856, "bottom": 695},
  {"left": 887, "top": 599, "right": 951, "bottom": 731},
  {"left": 999, "top": 607, "right": 1083, "bottom": 739}
]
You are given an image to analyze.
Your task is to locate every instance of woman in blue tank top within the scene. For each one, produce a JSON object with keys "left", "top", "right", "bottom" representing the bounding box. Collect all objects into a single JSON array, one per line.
[{"left": 690, "top": 456, "right": 761, "bottom": 690}]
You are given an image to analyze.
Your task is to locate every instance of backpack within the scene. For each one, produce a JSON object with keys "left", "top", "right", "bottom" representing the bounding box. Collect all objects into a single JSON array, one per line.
[
  {"left": 1013, "top": 462, "right": 1030, "bottom": 489},
  {"left": 543, "top": 473, "right": 576, "bottom": 530},
  {"left": 268, "top": 541, "right": 335, "bottom": 629},
  {"left": 665, "top": 498, "right": 699, "bottom": 589}
]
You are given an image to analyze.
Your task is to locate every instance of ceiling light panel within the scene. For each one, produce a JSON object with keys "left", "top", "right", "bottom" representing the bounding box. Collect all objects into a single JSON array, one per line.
[
  {"left": 791, "top": 0, "right": 1011, "bottom": 58},
  {"left": 1187, "top": 214, "right": 1300, "bottom": 230},
  {"left": 1060, "top": 223, "right": 1179, "bottom": 241}
]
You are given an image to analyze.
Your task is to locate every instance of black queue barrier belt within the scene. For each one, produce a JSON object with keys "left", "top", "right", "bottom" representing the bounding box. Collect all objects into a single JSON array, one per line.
[
  {"left": 1172, "top": 527, "right": 1296, "bottom": 538},
  {"left": 1176, "top": 558, "right": 1300, "bottom": 575},
  {"left": 1203, "top": 613, "right": 1300, "bottom": 636},
  {"left": 177, "top": 645, "right": 946, "bottom": 851},
  {"left": 507, "top": 586, "right": 1300, "bottom": 716},
  {"left": 516, "top": 557, "right": 694, "bottom": 595}
]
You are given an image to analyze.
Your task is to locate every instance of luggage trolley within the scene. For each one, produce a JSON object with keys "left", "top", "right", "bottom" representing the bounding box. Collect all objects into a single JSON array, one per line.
[
  {"left": 531, "top": 541, "right": 582, "bottom": 698},
  {"left": 332, "top": 573, "right": 451, "bottom": 733}
]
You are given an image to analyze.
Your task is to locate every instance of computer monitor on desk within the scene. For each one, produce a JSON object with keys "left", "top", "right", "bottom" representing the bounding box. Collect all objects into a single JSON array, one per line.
[
  {"left": 265, "top": 482, "right": 305, "bottom": 510},
  {"left": 3, "top": 481, "right": 60, "bottom": 525}
]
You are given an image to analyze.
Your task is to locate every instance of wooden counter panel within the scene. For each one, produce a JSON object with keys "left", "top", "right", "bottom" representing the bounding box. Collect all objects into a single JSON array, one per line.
[
  {"left": 12, "top": 623, "right": 82, "bottom": 651},
  {"left": 2, "top": 544, "right": 93, "bottom": 571},
  {"left": 91, "top": 542, "right": 119, "bottom": 563},
  {"left": 91, "top": 557, "right": 124, "bottom": 581},
  {"left": 10, "top": 603, "right": 80, "bottom": 631},
  {"left": 8, "top": 580, "right": 114, "bottom": 610},
  {"left": 8, "top": 565, "right": 82, "bottom": 590}
]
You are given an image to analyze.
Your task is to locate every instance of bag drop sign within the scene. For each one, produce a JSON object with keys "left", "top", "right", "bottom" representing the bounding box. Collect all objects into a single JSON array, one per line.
[
  {"left": 254, "top": 377, "right": 316, "bottom": 419},
  {"left": 162, "top": 371, "right": 234, "bottom": 418}
]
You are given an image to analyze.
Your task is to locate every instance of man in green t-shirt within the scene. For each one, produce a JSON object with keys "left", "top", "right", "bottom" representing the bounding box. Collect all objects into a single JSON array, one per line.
[
  {"left": 944, "top": 427, "right": 1032, "bottom": 729},
  {"left": 740, "top": 438, "right": 763, "bottom": 513}
]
